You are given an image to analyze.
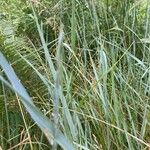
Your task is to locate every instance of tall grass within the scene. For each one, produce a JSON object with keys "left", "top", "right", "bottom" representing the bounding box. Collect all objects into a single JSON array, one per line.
[{"left": 0, "top": 0, "right": 150, "bottom": 149}]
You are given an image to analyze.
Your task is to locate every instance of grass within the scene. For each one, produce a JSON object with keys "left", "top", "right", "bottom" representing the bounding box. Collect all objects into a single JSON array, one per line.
[{"left": 0, "top": 0, "right": 150, "bottom": 149}]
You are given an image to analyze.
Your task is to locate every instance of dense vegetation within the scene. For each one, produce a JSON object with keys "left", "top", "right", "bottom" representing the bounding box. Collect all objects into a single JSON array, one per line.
[{"left": 0, "top": 0, "right": 150, "bottom": 149}]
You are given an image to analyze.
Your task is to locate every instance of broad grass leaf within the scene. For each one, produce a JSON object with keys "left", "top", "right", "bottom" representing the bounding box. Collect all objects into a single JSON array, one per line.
[{"left": 0, "top": 52, "right": 75, "bottom": 150}]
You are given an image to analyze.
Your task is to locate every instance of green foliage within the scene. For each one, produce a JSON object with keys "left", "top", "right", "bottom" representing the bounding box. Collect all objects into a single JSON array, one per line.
[{"left": 0, "top": 0, "right": 150, "bottom": 150}]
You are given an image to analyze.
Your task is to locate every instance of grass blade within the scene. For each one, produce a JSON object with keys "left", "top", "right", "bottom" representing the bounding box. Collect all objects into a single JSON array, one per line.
[{"left": 0, "top": 52, "right": 75, "bottom": 150}]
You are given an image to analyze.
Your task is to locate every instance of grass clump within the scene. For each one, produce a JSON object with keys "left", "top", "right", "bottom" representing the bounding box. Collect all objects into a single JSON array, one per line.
[{"left": 0, "top": 0, "right": 150, "bottom": 149}]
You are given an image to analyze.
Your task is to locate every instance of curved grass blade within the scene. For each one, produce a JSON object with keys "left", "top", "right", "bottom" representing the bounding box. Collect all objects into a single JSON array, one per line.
[{"left": 0, "top": 52, "right": 75, "bottom": 150}]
